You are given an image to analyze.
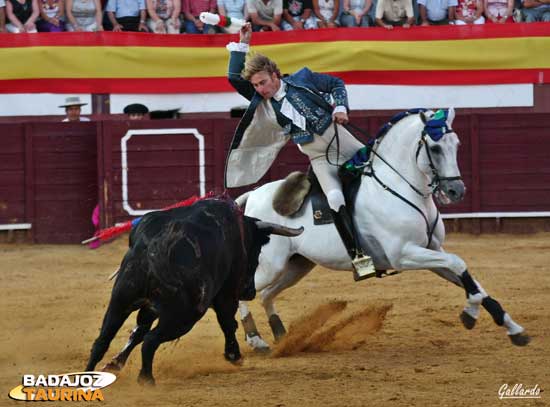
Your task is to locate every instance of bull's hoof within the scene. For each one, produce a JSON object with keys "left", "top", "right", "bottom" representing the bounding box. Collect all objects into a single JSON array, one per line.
[
  {"left": 224, "top": 351, "right": 242, "bottom": 364},
  {"left": 102, "top": 360, "right": 123, "bottom": 372},
  {"left": 509, "top": 332, "right": 531, "bottom": 347},
  {"left": 269, "top": 314, "right": 287, "bottom": 342},
  {"left": 137, "top": 373, "right": 156, "bottom": 386},
  {"left": 460, "top": 311, "right": 477, "bottom": 330}
]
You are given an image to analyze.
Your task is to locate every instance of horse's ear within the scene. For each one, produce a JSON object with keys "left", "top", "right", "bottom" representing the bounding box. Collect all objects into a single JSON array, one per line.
[
  {"left": 419, "top": 111, "right": 427, "bottom": 124},
  {"left": 446, "top": 107, "right": 456, "bottom": 127}
]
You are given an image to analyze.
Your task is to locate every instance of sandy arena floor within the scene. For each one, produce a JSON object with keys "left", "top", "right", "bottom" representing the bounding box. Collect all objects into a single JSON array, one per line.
[{"left": 1, "top": 233, "right": 549, "bottom": 406}]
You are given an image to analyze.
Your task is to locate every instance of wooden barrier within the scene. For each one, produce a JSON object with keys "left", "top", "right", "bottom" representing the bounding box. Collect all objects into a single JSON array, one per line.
[{"left": 1, "top": 112, "right": 549, "bottom": 243}]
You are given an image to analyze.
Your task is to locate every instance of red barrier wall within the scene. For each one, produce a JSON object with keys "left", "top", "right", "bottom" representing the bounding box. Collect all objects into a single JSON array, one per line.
[{"left": 1, "top": 112, "right": 549, "bottom": 243}]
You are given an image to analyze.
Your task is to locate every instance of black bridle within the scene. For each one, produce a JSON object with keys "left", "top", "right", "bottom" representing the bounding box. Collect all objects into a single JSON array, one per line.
[
  {"left": 346, "top": 111, "right": 462, "bottom": 247},
  {"left": 414, "top": 132, "right": 463, "bottom": 197}
]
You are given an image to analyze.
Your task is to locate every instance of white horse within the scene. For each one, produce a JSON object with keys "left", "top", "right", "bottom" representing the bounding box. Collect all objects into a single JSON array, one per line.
[{"left": 237, "top": 108, "right": 530, "bottom": 350}]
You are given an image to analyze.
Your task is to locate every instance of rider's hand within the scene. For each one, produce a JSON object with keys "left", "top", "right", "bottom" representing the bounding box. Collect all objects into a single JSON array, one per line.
[
  {"left": 240, "top": 22, "right": 252, "bottom": 44},
  {"left": 333, "top": 111, "right": 349, "bottom": 124}
]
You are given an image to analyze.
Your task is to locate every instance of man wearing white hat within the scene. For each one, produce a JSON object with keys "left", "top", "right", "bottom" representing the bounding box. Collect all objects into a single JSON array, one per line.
[{"left": 60, "top": 96, "right": 91, "bottom": 122}]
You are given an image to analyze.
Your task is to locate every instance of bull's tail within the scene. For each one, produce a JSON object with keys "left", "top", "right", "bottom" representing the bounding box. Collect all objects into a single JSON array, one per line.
[{"left": 235, "top": 191, "right": 250, "bottom": 210}]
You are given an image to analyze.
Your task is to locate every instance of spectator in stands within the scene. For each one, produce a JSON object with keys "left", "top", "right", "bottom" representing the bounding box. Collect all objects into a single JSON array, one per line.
[
  {"left": 146, "top": 0, "right": 181, "bottom": 33},
  {"left": 105, "top": 0, "right": 147, "bottom": 31},
  {"left": 0, "top": 0, "right": 6, "bottom": 32},
  {"left": 60, "top": 96, "right": 91, "bottom": 122},
  {"left": 218, "top": 0, "right": 247, "bottom": 33},
  {"left": 182, "top": 0, "right": 216, "bottom": 33},
  {"left": 454, "top": 0, "right": 484, "bottom": 23},
  {"left": 66, "top": 0, "right": 104, "bottom": 31},
  {"left": 36, "top": 0, "right": 66, "bottom": 31},
  {"left": 247, "top": 0, "right": 283, "bottom": 31},
  {"left": 375, "top": 0, "right": 414, "bottom": 27},
  {"left": 340, "top": 0, "right": 372, "bottom": 26},
  {"left": 282, "top": 0, "right": 317, "bottom": 30},
  {"left": 312, "top": 0, "right": 340, "bottom": 27},
  {"left": 521, "top": 0, "right": 550, "bottom": 21},
  {"left": 150, "top": 108, "right": 180, "bottom": 118},
  {"left": 5, "top": 0, "right": 39, "bottom": 32},
  {"left": 418, "top": 0, "right": 457, "bottom": 24},
  {"left": 484, "top": 0, "right": 513, "bottom": 22},
  {"left": 124, "top": 103, "right": 149, "bottom": 119}
]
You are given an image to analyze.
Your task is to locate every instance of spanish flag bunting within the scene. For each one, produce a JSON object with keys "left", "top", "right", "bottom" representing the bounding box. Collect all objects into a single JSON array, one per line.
[{"left": 1, "top": 23, "right": 549, "bottom": 94}]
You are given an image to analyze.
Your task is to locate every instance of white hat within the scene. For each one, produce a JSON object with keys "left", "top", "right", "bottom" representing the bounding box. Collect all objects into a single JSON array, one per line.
[{"left": 59, "top": 96, "right": 88, "bottom": 108}]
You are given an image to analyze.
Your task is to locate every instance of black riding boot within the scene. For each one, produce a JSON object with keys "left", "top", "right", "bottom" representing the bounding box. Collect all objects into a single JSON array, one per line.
[{"left": 331, "top": 205, "right": 376, "bottom": 281}]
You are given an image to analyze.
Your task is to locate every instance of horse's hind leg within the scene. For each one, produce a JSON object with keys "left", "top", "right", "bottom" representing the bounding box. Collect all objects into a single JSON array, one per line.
[
  {"left": 239, "top": 301, "right": 271, "bottom": 352},
  {"left": 103, "top": 305, "right": 158, "bottom": 371},
  {"left": 400, "top": 245, "right": 530, "bottom": 346},
  {"left": 260, "top": 254, "right": 316, "bottom": 342},
  {"left": 238, "top": 255, "right": 315, "bottom": 350}
]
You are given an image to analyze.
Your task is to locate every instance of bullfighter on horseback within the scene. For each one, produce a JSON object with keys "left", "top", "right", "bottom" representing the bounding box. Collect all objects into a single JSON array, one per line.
[{"left": 224, "top": 22, "right": 374, "bottom": 281}]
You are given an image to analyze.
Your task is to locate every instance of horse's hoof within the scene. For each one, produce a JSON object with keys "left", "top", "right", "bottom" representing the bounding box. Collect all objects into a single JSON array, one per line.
[
  {"left": 246, "top": 334, "right": 271, "bottom": 353},
  {"left": 269, "top": 314, "right": 287, "bottom": 342},
  {"left": 509, "top": 332, "right": 531, "bottom": 347},
  {"left": 460, "top": 311, "right": 477, "bottom": 330}
]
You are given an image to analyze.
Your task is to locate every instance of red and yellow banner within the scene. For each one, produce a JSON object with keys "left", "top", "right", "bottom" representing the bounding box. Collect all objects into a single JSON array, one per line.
[{"left": 1, "top": 23, "right": 549, "bottom": 94}]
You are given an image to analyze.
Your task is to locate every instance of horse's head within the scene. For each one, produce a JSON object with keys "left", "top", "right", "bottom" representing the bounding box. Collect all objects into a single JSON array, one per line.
[{"left": 418, "top": 108, "right": 465, "bottom": 204}]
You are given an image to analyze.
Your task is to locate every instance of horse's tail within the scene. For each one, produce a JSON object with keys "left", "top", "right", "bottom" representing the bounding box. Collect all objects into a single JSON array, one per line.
[{"left": 236, "top": 191, "right": 251, "bottom": 211}]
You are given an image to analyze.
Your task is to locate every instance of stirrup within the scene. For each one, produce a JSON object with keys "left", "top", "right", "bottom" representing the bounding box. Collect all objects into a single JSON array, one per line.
[{"left": 352, "top": 254, "right": 376, "bottom": 282}]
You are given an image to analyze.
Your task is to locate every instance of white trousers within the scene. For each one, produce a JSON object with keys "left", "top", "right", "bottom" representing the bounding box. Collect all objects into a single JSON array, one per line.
[{"left": 298, "top": 124, "right": 365, "bottom": 210}]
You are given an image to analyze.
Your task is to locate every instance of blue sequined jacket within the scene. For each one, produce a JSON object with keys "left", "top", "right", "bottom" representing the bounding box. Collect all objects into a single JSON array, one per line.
[
  {"left": 224, "top": 49, "right": 349, "bottom": 188},
  {"left": 227, "top": 50, "right": 349, "bottom": 145}
]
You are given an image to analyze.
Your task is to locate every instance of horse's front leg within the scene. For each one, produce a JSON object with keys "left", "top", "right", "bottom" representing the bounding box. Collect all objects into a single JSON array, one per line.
[{"left": 398, "top": 244, "right": 530, "bottom": 346}]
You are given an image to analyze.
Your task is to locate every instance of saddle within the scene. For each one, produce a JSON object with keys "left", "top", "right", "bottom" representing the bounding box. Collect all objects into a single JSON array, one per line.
[{"left": 271, "top": 167, "right": 363, "bottom": 225}]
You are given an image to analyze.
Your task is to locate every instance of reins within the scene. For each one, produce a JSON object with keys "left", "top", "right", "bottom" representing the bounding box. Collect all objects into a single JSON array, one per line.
[{"left": 342, "top": 110, "right": 460, "bottom": 248}]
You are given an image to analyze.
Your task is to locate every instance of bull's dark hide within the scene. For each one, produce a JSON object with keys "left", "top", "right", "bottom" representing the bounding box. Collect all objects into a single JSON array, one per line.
[{"left": 85, "top": 197, "right": 273, "bottom": 384}]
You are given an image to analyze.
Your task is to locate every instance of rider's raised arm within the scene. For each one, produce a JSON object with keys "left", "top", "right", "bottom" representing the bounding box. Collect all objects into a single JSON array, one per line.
[{"left": 227, "top": 23, "right": 255, "bottom": 101}]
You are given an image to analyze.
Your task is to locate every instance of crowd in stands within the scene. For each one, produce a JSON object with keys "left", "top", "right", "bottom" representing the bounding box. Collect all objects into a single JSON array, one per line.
[{"left": 0, "top": 0, "right": 548, "bottom": 33}]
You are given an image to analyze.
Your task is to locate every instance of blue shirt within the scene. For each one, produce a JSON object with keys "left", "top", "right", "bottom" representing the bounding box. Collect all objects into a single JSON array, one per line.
[
  {"left": 217, "top": 0, "right": 246, "bottom": 19},
  {"left": 106, "top": 0, "right": 146, "bottom": 18}
]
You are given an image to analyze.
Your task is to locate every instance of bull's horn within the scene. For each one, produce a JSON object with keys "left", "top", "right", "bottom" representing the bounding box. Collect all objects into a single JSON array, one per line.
[{"left": 255, "top": 221, "right": 304, "bottom": 237}]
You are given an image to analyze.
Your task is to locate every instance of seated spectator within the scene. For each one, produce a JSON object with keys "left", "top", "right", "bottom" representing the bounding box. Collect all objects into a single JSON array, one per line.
[
  {"left": 146, "top": 0, "right": 180, "bottom": 33},
  {"left": 218, "top": 0, "right": 247, "bottom": 33},
  {"left": 281, "top": 0, "right": 317, "bottom": 30},
  {"left": 247, "top": 0, "right": 283, "bottom": 31},
  {"left": 375, "top": 0, "right": 414, "bottom": 27},
  {"left": 36, "top": 0, "right": 66, "bottom": 31},
  {"left": 312, "top": 0, "right": 339, "bottom": 27},
  {"left": 66, "top": 0, "right": 104, "bottom": 31},
  {"left": 340, "top": 0, "right": 372, "bottom": 27},
  {"left": 5, "top": 0, "right": 39, "bottom": 32},
  {"left": 1, "top": 0, "right": 6, "bottom": 32},
  {"left": 418, "top": 0, "right": 457, "bottom": 24},
  {"left": 105, "top": 0, "right": 147, "bottom": 31},
  {"left": 484, "top": 0, "right": 513, "bottom": 21},
  {"left": 454, "top": 0, "right": 484, "bottom": 23},
  {"left": 521, "top": 0, "right": 550, "bottom": 21},
  {"left": 124, "top": 103, "right": 149, "bottom": 119},
  {"left": 182, "top": 0, "right": 216, "bottom": 33},
  {"left": 150, "top": 108, "right": 180, "bottom": 119},
  {"left": 59, "top": 96, "right": 91, "bottom": 122}
]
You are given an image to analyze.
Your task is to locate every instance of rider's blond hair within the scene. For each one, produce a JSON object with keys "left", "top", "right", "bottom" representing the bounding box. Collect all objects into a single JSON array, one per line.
[{"left": 243, "top": 53, "right": 281, "bottom": 81}]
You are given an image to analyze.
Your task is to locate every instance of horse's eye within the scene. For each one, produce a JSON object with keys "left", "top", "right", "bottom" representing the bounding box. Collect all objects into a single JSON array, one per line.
[{"left": 430, "top": 145, "right": 443, "bottom": 154}]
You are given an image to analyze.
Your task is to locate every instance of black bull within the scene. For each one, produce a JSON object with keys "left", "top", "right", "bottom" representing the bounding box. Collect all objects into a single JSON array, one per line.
[{"left": 85, "top": 198, "right": 303, "bottom": 384}]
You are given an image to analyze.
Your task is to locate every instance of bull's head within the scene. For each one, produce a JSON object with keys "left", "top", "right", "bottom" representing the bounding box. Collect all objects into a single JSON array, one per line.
[{"left": 239, "top": 218, "right": 303, "bottom": 301}]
